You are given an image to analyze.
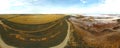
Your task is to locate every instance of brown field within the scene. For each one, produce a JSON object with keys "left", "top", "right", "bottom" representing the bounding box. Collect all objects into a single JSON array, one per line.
[{"left": 70, "top": 16, "right": 120, "bottom": 48}]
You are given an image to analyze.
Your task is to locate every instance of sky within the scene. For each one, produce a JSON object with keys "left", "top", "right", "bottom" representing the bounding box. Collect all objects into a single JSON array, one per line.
[{"left": 0, "top": 0, "right": 120, "bottom": 14}]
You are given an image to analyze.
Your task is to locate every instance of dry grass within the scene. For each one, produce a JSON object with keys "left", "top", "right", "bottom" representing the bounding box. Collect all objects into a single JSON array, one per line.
[{"left": 0, "top": 14, "right": 66, "bottom": 24}]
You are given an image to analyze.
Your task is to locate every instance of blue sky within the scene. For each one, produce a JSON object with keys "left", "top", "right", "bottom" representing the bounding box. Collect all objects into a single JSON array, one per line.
[
  {"left": 26, "top": 0, "right": 103, "bottom": 7},
  {"left": 0, "top": 0, "right": 120, "bottom": 14}
]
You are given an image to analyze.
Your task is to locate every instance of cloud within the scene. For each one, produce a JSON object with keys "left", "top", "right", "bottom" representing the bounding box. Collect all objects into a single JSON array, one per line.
[
  {"left": 0, "top": 0, "right": 26, "bottom": 13},
  {"left": 0, "top": 0, "right": 120, "bottom": 14},
  {"left": 84, "top": 0, "right": 120, "bottom": 14},
  {"left": 0, "top": 0, "right": 11, "bottom": 11},
  {"left": 80, "top": 0, "right": 87, "bottom": 4}
]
